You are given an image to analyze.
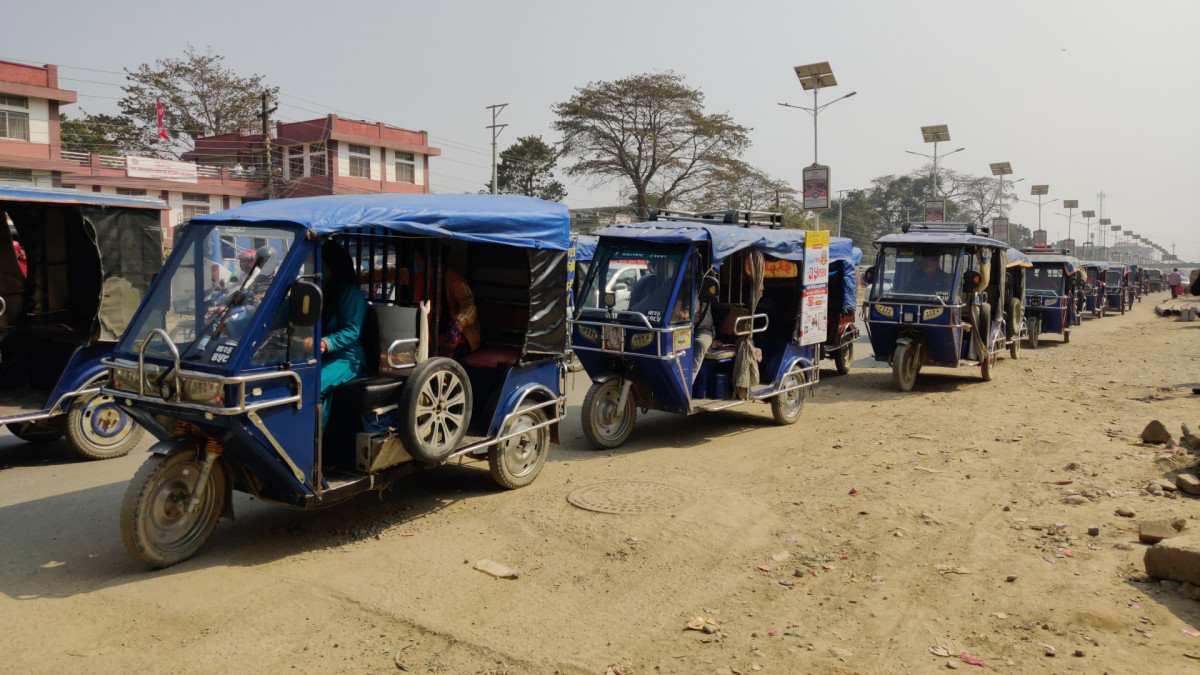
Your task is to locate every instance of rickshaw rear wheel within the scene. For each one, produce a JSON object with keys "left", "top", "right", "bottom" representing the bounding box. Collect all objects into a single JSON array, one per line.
[
  {"left": 121, "top": 447, "right": 226, "bottom": 569},
  {"left": 892, "top": 343, "right": 920, "bottom": 392},
  {"left": 1027, "top": 318, "right": 1040, "bottom": 349},
  {"left": 1063, "top": 329, "right": 1071, "bottom": 344},
  {"left": 399, "top": 357, "right": 473, "bottom": 465},
  {"left": 488, "top": 406, "right": 549, "bottom": 489},
  {"left": 771, "top": 369, "right": 807, "bottom": 425},
  {"left": 9, "top": 418, "right": 67, "bottom": 443},
  {"left": 834, "top": 340, "right": 853, "bottom": 375},
  {"left": 981, "top": 338, "right": 996, "bottom": 381},
  {"left": 1009, "top": 334, "right": 1020, "bottom": 360},
  {"left": 65, "top": 391, "right": 145, "bottom": 460},
  {"left": 581, "top": 379, "right": 636, "bottom": 450}
]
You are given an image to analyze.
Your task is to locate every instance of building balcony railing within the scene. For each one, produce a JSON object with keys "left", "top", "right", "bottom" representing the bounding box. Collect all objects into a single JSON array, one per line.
[{"left": 60, "top": 150, "right": 240, "bottom": 180}]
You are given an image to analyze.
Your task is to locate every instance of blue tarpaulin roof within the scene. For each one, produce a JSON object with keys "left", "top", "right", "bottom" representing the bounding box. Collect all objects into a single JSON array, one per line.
[
  {"left": 573, "top": 233, "right": 598, "bottom": 261},
  {"left": 192, "top": 194, "right": 571, "bottom": 250},
  {"left": 0, "top": 185, "right": 167, "bottom": 209},
  {"left": 594, "top": 222, "right": 860, "bottom": 263}
]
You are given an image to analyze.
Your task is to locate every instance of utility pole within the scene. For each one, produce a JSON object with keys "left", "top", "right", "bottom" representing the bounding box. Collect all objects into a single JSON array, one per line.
[
  {"left": 836, "top": 189, "right": 849, "bottom": 238},
  {"left": 261, "top": 92, "right": 278, "bottom": 199},
  {"left": 486, "top": 104, "right": 508, "bottom": 195}
]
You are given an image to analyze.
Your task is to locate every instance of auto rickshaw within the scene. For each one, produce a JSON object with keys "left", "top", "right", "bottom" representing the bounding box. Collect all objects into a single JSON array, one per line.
[
  {"left": 1146, "top": 268, "right": 1165, "bottom": 293},
  {"left": 1022, "top": 251, "right": 1084, "bottom": 347},
  {"left": 1127, "top": 264, "right": 1146, "bottom": 303},
  {"left": 572, "top": 209, "right": 838, "bottom": 449},
  {"left": 1104, "top": 263, "right": 1132, "bottom": 314},
  {"left": 1079, "top": 261, "right": 1108, "bottom": 318},
  {"left": 862, "top": 222, "right": 1013, "bottom": 391},
  {"left": 0, "top": 186, "right": 165, "bottom": 459},
  {"left": 105, "top": 194, "right": 570, "bottom": 567},
  {"left": 1004, "top": 248, "right": 1031, "bottom": 358},
  {"left": 819, "top": 243, "right": 863, "bottom": 374}
]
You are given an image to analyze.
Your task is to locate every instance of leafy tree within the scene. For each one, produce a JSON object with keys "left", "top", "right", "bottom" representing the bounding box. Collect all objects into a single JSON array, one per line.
[
  {"left": 678, "top": 160, "right": 797, "bottom": 213},
  {"left": 118, "top": 46, "right": 276, "bottom": 158},
  {"left": 59, "top": 112, "right": 142, "bottom": 156},
  {"left": 485, "top": 136, "right": 567, "bottom": 201},
  {"left": 552, "top": 72, "right": 751, "bottom": 217}
]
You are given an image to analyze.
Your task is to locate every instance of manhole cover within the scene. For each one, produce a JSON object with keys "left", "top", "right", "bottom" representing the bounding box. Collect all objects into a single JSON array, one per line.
[{"left": 566, "top": 481, "right": 693, "bottom": 515}]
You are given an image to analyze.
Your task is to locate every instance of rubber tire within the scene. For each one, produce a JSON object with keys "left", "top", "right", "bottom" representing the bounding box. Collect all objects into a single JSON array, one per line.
[
  {"left": 981, "top": 335, "right": 996, "bottom": 382},
  {"left": 8, "top": 418, "right": 66, "bottom": 443},
  {"left": 398, "top": 357, "right": 473, "bottom": 465},
  {"left": 1027, "top": 318, "right": 1040, "bottom": 349},
  {"left": 120, "top": 447, "right": 226, "bottom": 569},
  {"left": 833, "top": 339, "right": 853, "bottom": 375},
  {"left": 1009, "top": 332, "right": 1020, "bottom": 360},
  {"left": 581, "top": 378, "right": 636, "bottom": 450},
  {"left": 771, "top": 369, "right": 807, "bottom": 425},
  {"left": 1119, "top": 299, "right": 1125, "bottom": 315},
  {"left": 488, "top": 405, "right": 549, "bottom": 489},
  {"left": 1007, "top": 299, "right": 1021, "bottom": 360},
  {"left": 892, "top": 343, "right": 919, "bottom": 392},
  {"left": 65, "top": 392, "right": 145, "bottom": 460},
  {"left": 1064, "top": 328, "right": 1070, "bottom": 344}
]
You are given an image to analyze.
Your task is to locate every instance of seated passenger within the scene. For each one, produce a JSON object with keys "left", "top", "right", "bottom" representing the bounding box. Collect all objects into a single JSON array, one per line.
[
  {"left": 908, "top": 256, "right": 952, "bottom": 295},
  {"left": 307, "top": 241, "right": 367, "bottom": 429}
]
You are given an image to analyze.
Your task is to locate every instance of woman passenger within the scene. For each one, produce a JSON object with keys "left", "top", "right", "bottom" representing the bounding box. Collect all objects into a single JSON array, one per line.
[{"left": 312, "top": 241, "right": 368, "bottom": 428}]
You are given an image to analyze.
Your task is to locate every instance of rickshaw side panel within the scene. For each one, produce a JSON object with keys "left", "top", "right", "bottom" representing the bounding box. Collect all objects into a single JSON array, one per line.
[{"left": 481, "top": 359, "right": 564, "bottom": 438}]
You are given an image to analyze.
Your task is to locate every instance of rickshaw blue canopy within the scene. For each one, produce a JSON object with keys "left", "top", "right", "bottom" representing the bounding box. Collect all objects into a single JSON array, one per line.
[
  {"left": 594, "top": 222, "right": 859, "bottom": 264},
  {"left": 874, "top": 231, "right": 1007, "bottom": 248},
  {"left": 1027, "top": 253, "right": 1081, "bottom": 274},
  {"left": 1081, "top": 261, "right": 1110, "bottom": 271},
  {"left": 0, "top": 185, "right": 167, "bottom": 210},
  {"left": 192, "top": 194, "right": 571, "bottom": 250},
  {"left": 573, "top": 233, "right": 598, "bottom": 262}
]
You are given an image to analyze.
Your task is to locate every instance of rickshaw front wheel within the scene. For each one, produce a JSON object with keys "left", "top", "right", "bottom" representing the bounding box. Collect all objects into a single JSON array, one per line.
[
  {"left": 834, "top": 340, "right": 853, "bottom": 375},
  {"left": 488, "top": 406, "right": 549, "bottom": 489},
  {"left": 771, "top": 370, "right": 807, "bottom": 425},
  {"left": 981, "top": 337, "right": 997, "bottom": 382},
  {"left": 581, "top": 379, "right": 636, "bottom": 450},
  {"left": 66, "top": 391, "right": 145, "bottom": 460},
  {"left": 1027, "top": 318, "right": 1040, "bottom": 349},
  {"left": 121, "top": 447, "right": 226, "bottom": 569},
  {"left": 892, "top": 343, "right": 920, "bottom": 392}
]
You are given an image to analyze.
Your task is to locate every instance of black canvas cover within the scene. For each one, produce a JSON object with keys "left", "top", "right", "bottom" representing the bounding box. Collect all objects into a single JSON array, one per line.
[{"left": 525, "top": 248, "right": 568, "bottom": 358}]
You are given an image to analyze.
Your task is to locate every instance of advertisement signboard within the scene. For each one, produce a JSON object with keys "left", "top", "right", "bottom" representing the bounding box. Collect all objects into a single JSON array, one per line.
[
  {"left": 800, "top": 230, "right": 830, "bottom": 346},
  {"left": 1033, "top": 229, "right": 1047, "bottom": 247},
  {"left": 991, "top": 217, "right": 1008, "bottom": 237},
  {"left": 924, "top": 200, "right": 945, "bottom": 222},
  {"left": 125, "top": 156, "right": 199, "bottom": 183},
  {"left": 802, "top": 165, "right": 830, "bottom": 210},
  {"left": 1063, "top": 238, "right": 1076, "bottom": 254}
]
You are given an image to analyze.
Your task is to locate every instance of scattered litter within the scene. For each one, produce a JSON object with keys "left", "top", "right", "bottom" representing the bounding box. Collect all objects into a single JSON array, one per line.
[
  {"left": 908, "top": 434, "right": 935, "bottom": 440},
  {"left": 936, "top": 565, "right": 972, "bottom": 575},
  {"left": 1087, "top": 543, "right": 1100, "bottom": 551},
  {"left": 771, "top": 552, "right": 791, "bottom": 562},
  {"left": 685, "top": 616, "right": 721, "bottom": 634},
  {"left": 1045, "top": 480, "right": 1073, "bottom": 486},
  {"left": 994, "top": 436, "right": 1024, "bottom": 443},
  {"left": 1059, "top": 548, "right": 1073, "bottom": 558},
  {"left": 1043, "top": 556, "right": 1056, "bottom": 564},
  {"left": 929, "top": 646, "right": 952, "bottom": 657},
  {"left": 959, "top": 652, "right": 984, "bottom": 666},
  {"left": 848, "top": 488, "right": 860, "bottom": 496},
  {"left": 757, "top": 564, "right": 773, "bottom": 575},
  {"left": 473, "top": 559, "right": 519, "bottom": 579},
  {"left": 39, "top": 561, "right": 65, "bottom": 569},
  {"left": 1183, "top": 626, "right": 1200, "bottom": 637}
]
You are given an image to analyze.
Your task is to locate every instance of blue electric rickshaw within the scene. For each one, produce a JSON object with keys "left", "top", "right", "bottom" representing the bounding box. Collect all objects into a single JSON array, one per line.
[
  {"left": 1080, "top": 261, "right": 1109, "bottom": 318},
  {"left": 862, "top": 222, "right": 1012, "bottom": 391},
  {"left": 1104, "top": 263, "right": 1132, "bottom": 315},
  {"left": 105, "top": 194, "right": 571, "bottom": 567},
  {"left": 0, "top": 186, "right": 165, "bottom": 459},
  {"left": 1022, "top": 251, "right": 1084, "bottom": 347},
  {"left": 572, "top": 209, "right": 842, "bottom": 449},
  {"left": 819, "top": 243, "right": 864, "bottom": 374}
]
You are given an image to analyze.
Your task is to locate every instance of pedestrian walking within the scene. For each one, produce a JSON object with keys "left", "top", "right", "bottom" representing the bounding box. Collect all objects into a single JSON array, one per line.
[{"left": 1168, "top": 268, "right": 1182, "bottom": 298}]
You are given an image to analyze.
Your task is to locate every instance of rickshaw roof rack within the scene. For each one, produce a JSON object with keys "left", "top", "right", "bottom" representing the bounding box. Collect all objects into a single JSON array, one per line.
[
  {"left": 1022, "top": 245, "right": 1070, "bottom": 255},
  {"left": 902, "top": 221, "right": 989, "bottom": 236},
  {"left": 649, "top": 208, "right": 785, "bottom": 229}
]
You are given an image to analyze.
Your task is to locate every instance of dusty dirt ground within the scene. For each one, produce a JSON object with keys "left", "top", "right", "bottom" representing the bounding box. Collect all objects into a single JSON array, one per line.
[{"left": 2, "top": 293, "right": 1199, "bottom": 675}]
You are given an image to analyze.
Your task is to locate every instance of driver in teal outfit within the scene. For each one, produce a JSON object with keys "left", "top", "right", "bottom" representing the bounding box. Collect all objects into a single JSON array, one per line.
[{"left": 308, "top": 241, "right": 368, "bottom": 429}]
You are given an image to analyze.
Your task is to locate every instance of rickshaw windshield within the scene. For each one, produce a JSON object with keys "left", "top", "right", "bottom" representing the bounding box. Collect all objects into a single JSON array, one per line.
[
  {"left": 1104, "top": 269, "right": 1123, "bottom": 285},
  {"left": 576, "top": 240, "right": 687, "bottom": 326},
  {"left": 875, "top": 245, "right": 959, "bottom": 302},
  {"left": 1026, "top": 265, "right": 1066, "bottom": 293},
  {"left": 1085, "top": 268, "right": 1099, "bottom": 284},
  {"left": 117, "top": 223, "right": 303, "bottom": 363}
]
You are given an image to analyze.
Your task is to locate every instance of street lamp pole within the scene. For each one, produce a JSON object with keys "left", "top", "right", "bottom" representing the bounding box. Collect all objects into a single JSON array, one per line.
[
  {"left": 779, "top": 62, "right": 856, "bottom": 230},
  {"left": 1062, "top": 200, "right": 1078, "bottom": 252},
  {"left": 989, "top": 162, "right": 1013, "bottom": 243},
  {"left": 836, "top": 189, "right": 849, "bottom": 238}
]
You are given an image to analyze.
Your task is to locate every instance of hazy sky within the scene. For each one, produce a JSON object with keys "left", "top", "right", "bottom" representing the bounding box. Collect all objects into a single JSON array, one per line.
[{"left": 7, "top": 0, "right": 1199, "bottom": 260}]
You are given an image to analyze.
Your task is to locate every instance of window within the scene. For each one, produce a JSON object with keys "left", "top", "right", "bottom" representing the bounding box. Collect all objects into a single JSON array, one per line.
[
  {"left": 395, "top": 151, "right": 415, "bottom": 184},
  {"left": 181, "top": 193, "right": 210, "bottom": 222},
  {"left": 0, "top": 167, "right": 33, "bottom": 182},
  {"left": 0, "top": 110, "right": 29, "bottom": 141},
  {"left": 182, "top": 204, "right": 210, "bottom": 221},
  {"left": 0, "top": 95, "right": 28, "bottom": 108},
  {"left": 288, "top": 145, "right": 304, "bottom": 178},
  {"left": 309, "top": 143, "right": 326, "bottom": 176},
  {"left": 348, "top": 143, "right": 371, "bottom": 179},
  {"left": 183, "top": 193, "right": 209, "bottom": 203},
  {"left": 117, "top": 187, "right": 147, "bottom": 196}
]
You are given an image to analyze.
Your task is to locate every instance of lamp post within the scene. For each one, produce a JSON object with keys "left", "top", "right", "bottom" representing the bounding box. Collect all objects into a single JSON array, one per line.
[
  {"left": 905, "top": 125, "right": 963, "bottom": 200},
  {"left": 1028, "top": 185, "right": 1050, "bottom": 245},
  {"left": 778, "top": 62, "right": 856, "bottom": 229},
  {"left": 1081, "top": 210, "right": 1095, "bottom": 258},
  {"left": 1062, "top": 199, "right": 1078, "bottom": 253},
  {"left": 989, "top": 162, "right": 1013, "bottom": 242}
]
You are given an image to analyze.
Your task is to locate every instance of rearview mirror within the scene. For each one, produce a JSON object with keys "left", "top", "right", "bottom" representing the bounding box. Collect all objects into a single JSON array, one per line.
[
  {"left": 289, "top": 281, "right": 323, "bottom": 327},
  {"left": 863, "top": 268, "right": 875, "bottom": 284},
  {"left": 699, "top": 272, "right": 720, "bottom": 304}
]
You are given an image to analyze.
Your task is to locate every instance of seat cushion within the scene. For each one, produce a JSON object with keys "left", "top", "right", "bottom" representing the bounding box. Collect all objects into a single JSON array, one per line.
[
  {"left": 334, "top": 375, "right": 405, "bottom": 411},
  {"left": 460, "top": 345, "right": 520, "bottom": 369}
]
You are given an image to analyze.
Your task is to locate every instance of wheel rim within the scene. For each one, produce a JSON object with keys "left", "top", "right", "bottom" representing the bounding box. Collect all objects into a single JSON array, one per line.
[
  {"left": 413, "top": 370, "right": 469, "bottom": 454},
  {"left": 592, "top": 383, "right": 632, "bottom": 441},
  {"left": 78, "top": 394, "right": 136, "bottom": 450},
  {"left": 776, "top": 373, "right": 804, "bottom": 417},
  {"left": 146, "top": 459, "right": 218, "bottom": 554},
  {"left": 902, "top": 346, "right": 919, "bottom": 386},
  {"left": 497, "top": 411, "right": 546, "bottom": 480}
]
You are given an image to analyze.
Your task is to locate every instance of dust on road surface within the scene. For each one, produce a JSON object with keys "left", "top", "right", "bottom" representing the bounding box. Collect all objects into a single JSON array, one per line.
[{"left": 2, "top": 295, "right": 1199, "bottom": 674}]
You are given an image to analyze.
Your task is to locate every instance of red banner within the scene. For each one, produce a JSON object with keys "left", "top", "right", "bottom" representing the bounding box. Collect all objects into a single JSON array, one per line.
[{"left": 156, "top": 99, "right": 169, "bottom": 140}]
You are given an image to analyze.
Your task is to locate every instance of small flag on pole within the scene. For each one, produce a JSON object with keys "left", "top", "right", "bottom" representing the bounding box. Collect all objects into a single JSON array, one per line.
[{"left": 156, "top": 99, "right": 169, "bottom": 140}]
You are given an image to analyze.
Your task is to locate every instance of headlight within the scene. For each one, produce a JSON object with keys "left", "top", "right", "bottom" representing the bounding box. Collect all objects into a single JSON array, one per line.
[
  {"left": 110, "top": 367, "right": 140, "bottom": 393},
  {"left": 630, "top": 332, "right": 654, "bottom": 350},
  {"left": 577, "top": 325, "right": 599, "bottom": 345},
  {"left": 874, "top": 303, "right": 895, "bottom": 319},
  {"left": 181, "top": 378, "right": 222, "bottom": 404},
  {"left": 922, "top": 307, "right": 944, "bottom": 321}
]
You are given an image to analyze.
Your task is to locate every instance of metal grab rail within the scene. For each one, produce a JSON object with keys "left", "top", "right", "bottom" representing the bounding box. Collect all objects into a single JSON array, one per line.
[
  {"left": 734, "top": 313, "right": 769, "bottom": 336},
  {"left": 138, "top": 329, "right": 181, "bottom": 400},
  {"left": 446, "top": 387, "right": 566, "bottom": 462},
  {"left": 104, "top": 356, "right": 304, "bottom": 414}
]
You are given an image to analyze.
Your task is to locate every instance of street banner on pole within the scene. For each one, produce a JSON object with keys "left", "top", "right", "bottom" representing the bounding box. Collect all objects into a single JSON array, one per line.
[
  {"left": 800, "top": 230, "right": 830, "bottom": 346},
  {"left": 991, "top": 217, "right": 1008, "bottom": 236},
  {"left": 803, "top": 165, "right": 830, "bottom": 210},
  {"left": 924, "top": 200, "right": 945, "bottom": 222},
  {"left": 1063, "top": 238, "right": 1076, "bottom": 254},
  {"left": 1033, "top": 229, "right": 1047, "bottom": 247}
]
